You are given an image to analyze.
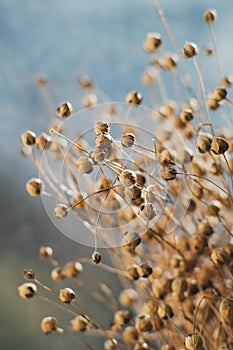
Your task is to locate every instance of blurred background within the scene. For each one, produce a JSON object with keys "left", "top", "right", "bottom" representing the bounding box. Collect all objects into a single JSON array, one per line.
[{"left": 1, "top": 0, "right": 232, "bottom": 348}]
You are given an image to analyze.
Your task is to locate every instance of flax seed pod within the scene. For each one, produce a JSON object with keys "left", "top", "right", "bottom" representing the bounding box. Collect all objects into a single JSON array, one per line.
[
  {"left": 56, "top": 102, "right": 73, "bottom": 118},
  {"left": 119, "top": 289, "right": 138, "bottom": 307},
  {"left": 104, "top": 339, "right": 118, "bottom": 350},
  {"left": 95, "top": 133, "right": 113, "bottom": 149},
  {"left": 219, "top": 294, "right": 233, "bottom": 327},
  {"left": 64, "top": 261, "right": 83, "bottom": 278},
  {"left": 54, "top": 204, "right": 68, "bottom": 219},
  {"left": 135, "top": 172, "right": 146, "bottom": 186},
  {"left": 24, "top": 269, "right": 35, "bottom": 280},
  {"left": 119, "top": 169, "right": 136, "bottom": 187},
  {"left": 197, "top": 220, "right": 213, "bottom": 236},
  {"left": 18, "top": 283, "right": 37, "bottom": 299},
  {"left": 210, "top": 248, "right": 229, "bottom": 267},
  {"left": 39, "top": 246, "right": 53, "bottom": 259},
  {"left": 171, "top": 278, "right": 188, "bottom": 299},
  {"left": 213, "top": 87, "right": 227, "bottom": 102},
  {"left": 91, "top": 148, "right": 106, "bottom": 164},
  {"left": 136, "top": 314, "right": 153, "bottom": 333},
  {"left": 137, "top": 263, "right": 153, "bottom": 278},
  {"left": 26, "top": 178, "right": 44, "bottom": 196},
  {"left": 125, "top": 91, "right": 143, "bottom": 106},
  {"left": 94, "top": 121, "right": 110, "bottom": 135},
  {"left": 41, "top": 317, "right": 58, "bottom": 334},
  {"left": 71, "top": 315, "right": 88, "bottom": 331},
  {"left": 180, "top": 109, "right": 194, "bottom": 123},
  {"left": 139, "top": 203, "right": 156, "bottom": 221},
  {"left": 162, "top": 53, "right": 179, "bottom": 71},
  {"left": 123, "top": 326, "right": 139, "bottom": 344},
  {"left": 76, "top": 156, "right": 94, "bottom": 174},
  {"left": 197, "top": 132, "right": 213, "bottom": 153},
  {"left": 78, "top": 75, "right": 94, "bottom": 89},
  {"left": 134, "top": 342, "right": 149, "bottom": 350},
  {"left": 190, "top": 234, "right": 208, "bottom": 255},
  {"left": 51, "top": 267, "right": 66, "bottom": 281},
  {"left": 141, "top": 68, "right": 157, "bottom": 85},
  {"left": 207, "top": 97, "right": 220, "bottom": 110},
  {"left": 113, "top": 310, "right": 132, "bottom": 327},
  {"left": 59, "top": 287, "right": 75, "bottom": 303},
  {"left": 92, "top": 251, "right": 101, "bottom": 264},
  {"left": 181, "top": 42, "right": 199, "bottom": 59},
  {"left": 36, "top": 132, "right": 52, "bottom": 151},
  {"left": 82, "top": 94, "right": 97, "bottom": 108},
  {"left": 211, "top": 137, "right": 229, "bottom": 155},
  {"left": 160, "top": 164, "right": 177, "bottom": 180},
  {"left": 21, "top": 130, "right": 37, "bottom": 146},
  {"left": 143, "top": 32, "right": 162, "bottom": 53},
  {"left": 221, "top": 75, "right": 233, "bottom": 87},
  {"left": 125, "top": 185, "right": 142, "bottom": 200},
  {"left": 157, "top": 304, "right": 174, "bottom": 320},
  {"left": 121, "top": 133, "right": 136, "bottom": 148},
  {"left": 121, "top": 231, "right": 141, "bottom": 250},
  {"left": 203, "top": 8, "right": 217, "bottom": 23},
  {"left": 126, "top": 265, "right": 140, "bottom": 280},
  {"left": 205, "top": 202, "right": 220, "bottom": 217},
  {"left": 159, "top": 148, "right": 174, "bottom": 165},
  {"left": 184, "top": 333, "right": 203, "bottom": 350}
]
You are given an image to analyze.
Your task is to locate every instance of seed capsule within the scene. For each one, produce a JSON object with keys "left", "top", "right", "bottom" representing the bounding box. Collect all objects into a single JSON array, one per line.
[
  {"left": 59, "top": 287, "right": 75, "bottom": 303},
  {"left": 78, "top": 75, "right": 94, "bottom": 89},
  {"left": 21, "top": 130, "right": 37, "bottom": 146},
  {"left": 54, "top": 204, "right": 68, "bottom": 219},
  {"left": 180, "top": 109, "right": 194, "bottom": 123},
  {"left": 184, "top": 333, "right": 203, "bottom": 350},
  {"left": 197, "top": 220, "right": 213, "bottom": 236},
  {"left": 211, "top": 137, "right": 229, "bottom": 155},
  {"left": 114, "top": 310, "right": 132, "bottom": 327},
  {"left": 121, "top": 133, "right": 136, "bottom": 147},
  {"left": 18, "top": 283, "right": 37, "bottom": 299},
  {"left": 197, "top": 132, "right": 213, "bottom": 153},
  {"left": 82, "top": 94, "right": 97, "bottom": 108},
  {"left": 210, "top": 248, "right": 229, "bottom": 266},
  {"left": 137, "top": 263, "right": 153, "bottom": 278},
  {"left": 219, "top": 294, "right": 233, "bottom": 327},
  {"left": 125, "top": 91, "right": 143, "bottom": 106},
  {"left": 181, "top": 42, "right": 199, "bottom": 59},
  {"left": 122, "top": 231, "right": 141, "bottom": 250},
  {"left": 71, "top": 315, "right": 88, "bottom": 331},
  {"left": 190, "top": 234, "right": 207, "bottom": 254},
  {"left": 125, "top": 185, "right": 142, "bottom": 200},
  {"left": 134, "top": 342, "right": 149, "bottom": 350},
  {"left": 162, "top": 53, "right": 179, "bottom": 71},
  {"left": 92, "top": 251, "right": 101, "bottom": 264},
  {"left": 26, "top": 178, "right": 44, "bottom": 196},
  {"left": 119, "top": 169, "right": 136, "bottom": 187},
  {"left": 160, "top": 164, "right": 177, "bottom": 180},
  {"left": 94, "top": 121, "right": 110, "bottom": 135},
  {"left": 40, "top": 317, "right": 58, "bottom": 334},
  {"left": 143, "top": 32, "right": 162, "bottom": 53},
  {"left": 136, "top": 314, "right": 153, "bottom": 333},
  {"left": 104, "top": 339, "right": 118, "bottom": 350},
  {"left": 51, "top": 267, "right": 66, "bottom": 281},
  {"left": 56, "top": 102, "right": 73, "bottom": 118},
  {"left": 139, "top": 203, "right": 156, "bottom": 221},
  {"left": 39, "top": 246, "right": 53, "bottom": 259},
  {"left": 36, "top": 132, "right": 51, "bottom": 151},
  {"left": 119, "top": 289, "right": 138, "bottom": 307},
  {"left": 157, "top": 304, "right": 174, "bottom": 320},
  {"left": 91, "top": 148, "right": 106, "bottom": 163},
  {"left": 207, "top": 97, "right": 220, "bottom": 110},
  {"left": 213, "top": 87, "right": 227, "bottom": 101},
  {"left": 24, "top": 269, "right": 35, "bottom": 280},
  {"left": 64, "top": 261, "right": 83, "bottom": 278},
  {"left": 76, "top": 156, "right": 94, "bottom": 174},
  {"left": 123, "top": 326, "right": 139, "bottom": 344},
  {"left": 95, "top": 133, "right": 113, "bottom": 149},
  {"left": 203, "top": 8, "right": 217, "bottom": 23},
  {"left": 126, "top": 265, "right": 140, "bottom": 280}
]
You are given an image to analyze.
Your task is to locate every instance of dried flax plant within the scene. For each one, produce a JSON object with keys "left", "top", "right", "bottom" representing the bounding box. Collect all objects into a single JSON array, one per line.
[{"left": 18, "top": 3, "right": 233, "bottom": 350}]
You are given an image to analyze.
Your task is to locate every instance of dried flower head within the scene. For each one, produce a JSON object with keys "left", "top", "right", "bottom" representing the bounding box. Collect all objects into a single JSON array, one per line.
[
  {"left": 125, "top": 91, "right": 143, "bottom": 105},
  {"left": 94, "top": 121, "right": 110, "bottom": 135},
  {"left": 121, "top": 133, "right": 136, "bottom": 148},
  {"left": 18, "top": 283, "right": 37, "bottom": 299},
  {"left": 26, "top": 178, "right": 44, "bottom": 196},
  {"left": 181, "top": 42, "right": 199, "bottom": 58},
  {"left": 40, "top": 317, "right": 58, "bottom": 334},
  {"left": 184, "top": 333, "right": 203, "bottom": 350},
  {"left": 39, "top": 246, "right": 53, "bottom": 259},
  {"left": 56, "top": 102, "right": 73, "bottom": 118},
  {"left": 58, "top": 287, "right": 75, "bottom": 303},
  {"left": 92, "top": 251, "right": 101, "bottom": 264},
  {"left": 143, "top": 32, "right": 162, "bottom": 53},
  {"left": 76, "top": 156, "right": 94, "bottom": 174},
  {"left": 21, "top": 130, "right": 37, "bottom": 146},
  {"left": 64, "top": 261, "right": 83, "bottom": 278},
  {"left": 119, "top": 169, "right": 136, "bottom": 187},
  {"left": 203, "top": 8, "right": 218, "bottom": 23}
]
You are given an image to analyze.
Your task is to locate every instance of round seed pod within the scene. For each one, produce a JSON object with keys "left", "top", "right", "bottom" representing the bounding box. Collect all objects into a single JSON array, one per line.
[
  {"left": 125, "top": 91, "right": 143, "bottom": 106},
  {"left": 121, "top": 231, "right": 141, "bottom": 250},
  {"left": 54, "top": 204, "right": 68, "bottom": 219},
  {"left": 39, "top": 246, "right": 53, "bottom": 259},
  {"left": 77, "top": 75, "right": 94, "bottom": 89},
  {"left": 159, "top": 149, "right": 174, "bottom": 165},
  {"left": 56, "top": 102, "right": 73, "bottom": 118},
  {"left": 126, "top": 265, "right": 140, "bottom": 280},
  {"left": 135, "top": 172, "right": 146, "bottom": 186},
  {"left": 59, "top": 287, "right": 75, "bottom": 303},
  {"left": 139, "top": 203, "right": 156, "bottom": 221},
  {"left": 207, "top": 97, "right": 220, "bottom": 110},
  {"left": 213, "top": 87, "right": 227, "bottom": 102},
  {"left": 123, "top": 326, "right": 139, "bottom": 344},
  {"left": 104, "top": 339, "right": 118, "bottom": 350},
  {"left": 160, "top": 164, "right": 177, "bottom": 180},
  {"left": 114, "top": 310, "right": 132, "bottom": 327},
  {"left": 119, "top": 169, "right": 136, "bottom": 187},
  {"left": 197, "top": 220, "right": 213, "bottom": 236},
  {"left": 197, "top": 132, "right": 213, "bottom": 153},
  {"left": 162, "top": 53, "right": 179, "bottom": 71},
  {"left": 36, "top": 74, "right": 47, "bottom": 86},
  {"left": 64, "top": 261, "right": 83, "bottom": 278},
  {"left": 210, "top": 162, "right": 222, "bottom": 175},
  {"left": 221, "top": 75, "right": 233, "bottom": 87},
  {"left": 137, "top": 263, "right": 153, "bottom": 278},
  {"left": 219, "top": 294, "right": 233, "bottom": 327},
  {"left": 143, "top": 32, "right": 162, "bottom": 53},
  {"left": 180, "top": 109, "right": 194, "bottom": 123},
  {"left": 125, "top": 185, "right": 142, "bottom": 200},
  {"left": 121, "top": 133, "right": 136, "bottom": 148},
  {"left": 211, "top": 137, "right": 229, "bottom": 155},
  {"left": 51, "top": 267, "right": 66, "bottom": 281},
  {"left": 190, "top": 234, "right": 208, "bottom": 254},
  {"left": 82, "top": 94, "right": 97, "bottom": 108},
  {"left": 94, "top": 121, "right": 110, "bottom": 135},
  {"left": 95, "top": 133, "right": 113, "bottom": 149},
  {"left": 36, "top": 133, "right": 52, "bottom": 151},
  {"left": 205, "top": 202, "right": 220, "bottom": 217},
  {"left": 18, "top": 283, "right": 37, "bottom": 299},
  {"left": 157, "top": 304, "right": 174, "bottom": 320},
  {"left": 119, "top": 289, "right": 138, "bottom": 307},
  {"left": 21, "top": 130, "right": 37, "bottom": 146},
  {"left": 41, "top": 316, "right": 58, "bottom": 334},
  {"left": 24, "top": 269, "right": 35, "bottom": 280},
  {"left": 203, "top": 8, "right": 217, "bottom": 23},
  {"left": 26, "top": 178, "right": 44, "bottom": 196},
  {"left": 171, "top": 278, "right": 188, "bottom": 295},
  {"left": 92, "top": 251, "right": 101, "bottom": 264},
  {"left": 184, "top": 333, "right": 203, "bottom": 350},
  {"left": 175, "top": 235, "right": 190, "bottom": 251},
  {"left": 136, "top": 314, "right": 153, "bottom": 333},
  {"left": 210, "top": 248, "right": 229, "bottom": 266},
  {"left": 203, "top": 45, "right": 213, "bottom": 56},
  {"left": 91, "top": 148, "right": 106, "bottom": 163},
  {"left": 141, "top": 68, "right": 157, "bottom": 85},
  {"left": 71, "top": 315, "right": 88, "bottom": 331},
  {"left": 181, "top": 42, "right": 199, "bottom": 59},
  {"left": 76, "top": 156, "right": 94, "bottom": 174}
]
